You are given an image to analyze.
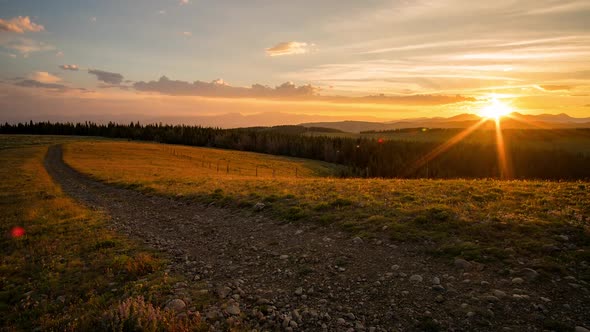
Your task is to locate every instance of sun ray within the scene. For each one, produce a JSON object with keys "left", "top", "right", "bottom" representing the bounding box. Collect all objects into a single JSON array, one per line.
[
  {"left": 494, "top": 117, "right": 512, "bottom": 179},
  {"left": 404, "top": 118, "right": 488, "bottom": 177}
]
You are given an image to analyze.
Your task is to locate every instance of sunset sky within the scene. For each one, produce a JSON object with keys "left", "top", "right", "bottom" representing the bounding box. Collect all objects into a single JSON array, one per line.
[{"left": 1, "top": 0, "right": 589, "bottom": 126}]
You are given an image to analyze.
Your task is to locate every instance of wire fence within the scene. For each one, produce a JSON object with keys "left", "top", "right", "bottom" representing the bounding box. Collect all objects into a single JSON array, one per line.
[{"left": 167, "top": 148, "right": 301, "bottom": 178}]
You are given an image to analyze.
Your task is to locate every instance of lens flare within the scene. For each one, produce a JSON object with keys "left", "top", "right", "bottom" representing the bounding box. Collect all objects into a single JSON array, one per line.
[{"left": 11, "top": 226, "right": 26, "bottom": 238}]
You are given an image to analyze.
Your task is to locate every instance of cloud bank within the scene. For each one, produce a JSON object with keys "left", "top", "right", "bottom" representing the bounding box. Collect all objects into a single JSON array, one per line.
[
  {"left": 134, "top": 76, "right": 319, "bottom": 98},
  {"left": 133, "top": 76, "right": 473, "bottom": 105}
]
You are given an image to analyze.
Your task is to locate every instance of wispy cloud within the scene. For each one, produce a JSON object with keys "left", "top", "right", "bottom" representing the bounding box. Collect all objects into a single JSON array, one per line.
[
  {"left": 0, "top": 37, "right": 55, "bottom": 56},
  {"left": 179, "top": 0, "right": 190, "bottom": 5},
  {"left": 0, "top": 16, "right": 44, "bottom": 33},
  {"left": 266, "top": 41, "right": 312, "bottom": 57},
  {"left": 540, "top": 85, "right": 571, "bottom": 91},
  {"left": 525, "top": 0, "right": 590, "bottom": 15},
  {"left": 12, "top": 80, "right": 75, "bottom": 92},
  {"left": 182, "top": 31, "right": 192, "bottom": 37}
]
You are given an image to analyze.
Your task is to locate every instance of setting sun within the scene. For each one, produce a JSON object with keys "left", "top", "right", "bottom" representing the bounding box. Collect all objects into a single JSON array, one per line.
[{"left": 479, "top": 97, "right": 513, "bottom": 120}]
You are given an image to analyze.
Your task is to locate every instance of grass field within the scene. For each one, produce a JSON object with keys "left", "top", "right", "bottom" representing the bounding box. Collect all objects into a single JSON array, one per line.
[
  {"left": 0, "top": 136, "right": 208, "bottom": 331},
  {"left": 63, "top": 141, "right": 590, "bottom": 280}
]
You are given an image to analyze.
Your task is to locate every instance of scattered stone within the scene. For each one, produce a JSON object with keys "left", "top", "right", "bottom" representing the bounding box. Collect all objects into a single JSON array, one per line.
[
  {"left": 481, "top": 295, "right": 500, "bottom": 302},
  {"left": 253, "top": 202, "right": 265, "bottom": 211},
  {"left": 454, "top": 258, "right": 472, "bottom": 270},
  {"left": 337, "top": 318, "right": 347, "bottom": 325},
  {"left": 225, "top": 304, "right": 240, "bottom": 315},
  {"left": 520, "top": 268, "right": 539, "bottom": 281},
  {"left": 205, "top": 309, "right": 220, "bottom": 320},
  {"left": 432, "top": 285, "right": 445, "bottom": 292},
  {"left": 466, "top": 311, "right": 475, "bottom": 318},
  {"left": 218, "top": 286, "right": 232, "bottom": 298},
  {"left": 575, "top": 327, "right": 590, "bottom": 332},
  {"left": 353, "top": 237, "right": 363, "bottom": 244},
  {"left": 435, "top": 295, "right": 445, "bottom": 303},
  {"left": 56, "top": 295, "right": 66, "bottom": 304},
  {"left": 391, "top": 264, "right": 400, "bottom": 270},
  {"left": 409, "top": 274, "right": 423, "bottom": 282},
  {"left": 295, "top": 229, "right": 303, "bottom": 235},
  {"left": 294, "top": 287, "right": 304, "bottom": 296},
  {"left": 493, "top": 290, "right": 507, "bottom": 298},
  {"left": 513, "top": 294, "right": 529, "bottom": 300},
  {"left": 165, "top": 299, "right": 186, "bottom": 312},
  {"left": 511, "top": 277, "right": 524, "bottom": 285},
  {"left": 557, "top": 234, "right": 569, "bottom": 241},
  {"left": 432, "top": 277, "right": 441, "bottom": 285},
  {"left": 279, "top": 255, "right": 289, "bottom": 260}
]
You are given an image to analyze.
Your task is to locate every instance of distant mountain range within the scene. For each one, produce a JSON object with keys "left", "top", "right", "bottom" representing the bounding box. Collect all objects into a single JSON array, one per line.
[
  {"left": 300, "top": 113, "right": 590, "bottom": 133},
  {"left": 10, "top": 111, "right": 589, "bottom": 132}
]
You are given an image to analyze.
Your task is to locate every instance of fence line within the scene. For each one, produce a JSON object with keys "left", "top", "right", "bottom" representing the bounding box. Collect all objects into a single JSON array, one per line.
[{"left": 168, "top": 148, "right": 300, "bottom": 178}]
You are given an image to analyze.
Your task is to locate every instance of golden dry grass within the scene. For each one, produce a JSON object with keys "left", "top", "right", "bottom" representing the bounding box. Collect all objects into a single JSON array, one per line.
[
  {"left": 62, "top": 140, "right": 590, "bottom": 273},
  {"left": 0, "top": 137, "right": 208, "bottom": 330}
]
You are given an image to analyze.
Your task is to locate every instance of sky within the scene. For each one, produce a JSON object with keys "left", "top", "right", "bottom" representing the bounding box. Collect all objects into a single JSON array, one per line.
[{"left": 0, "top": 0, "right": 589, "bottom": 126}]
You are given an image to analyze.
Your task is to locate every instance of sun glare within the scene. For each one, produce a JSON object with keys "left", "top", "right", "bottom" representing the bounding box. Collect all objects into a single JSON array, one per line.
[{"left": 479, "top": 98, "right": 512, "bottom": 120}]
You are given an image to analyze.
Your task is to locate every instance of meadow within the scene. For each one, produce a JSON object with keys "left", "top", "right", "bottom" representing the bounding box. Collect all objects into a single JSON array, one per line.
[
  {"left": 0, "top": 136, "right": 208, "bottom": 331},
  {"left": 63, "top": 140, "right": 590, "bottom": 278}
]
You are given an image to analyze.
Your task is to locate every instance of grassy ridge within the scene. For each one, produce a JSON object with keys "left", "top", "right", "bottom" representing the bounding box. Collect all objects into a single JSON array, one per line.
[
  {"left": 64, "top": 141, "right": 590, "bottom": 279},
  {"left": 0, "top": 137, "right": 208, "bottom": 330}
]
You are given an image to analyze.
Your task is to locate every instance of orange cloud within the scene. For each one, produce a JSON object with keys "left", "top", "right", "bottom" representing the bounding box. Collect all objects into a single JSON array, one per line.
[
  {"left": 266, "top": 41, "right": 311, "bottom": 56},
  {"left": 540, "top": 84, "right": 571, "bottom": 91},
  {"left": 0, "top": 16, "right": 44, "bottom": 33},
  {"left": 28, "top": 71, "right": 61, "bottom": 83}
]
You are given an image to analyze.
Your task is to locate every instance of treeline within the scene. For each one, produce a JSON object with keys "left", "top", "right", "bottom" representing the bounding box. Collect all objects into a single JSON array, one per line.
[{"left": 2, "top": 121, "right": 589, "bottom": 180}]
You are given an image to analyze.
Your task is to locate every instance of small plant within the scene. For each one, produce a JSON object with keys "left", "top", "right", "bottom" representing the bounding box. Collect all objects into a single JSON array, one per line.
[{"left": 102, "top": 296, "right": 204, "bottom": 332}]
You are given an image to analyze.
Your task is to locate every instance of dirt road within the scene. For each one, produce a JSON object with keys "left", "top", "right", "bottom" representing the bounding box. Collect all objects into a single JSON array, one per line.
[{"left": 44, "top": 145, "right": 589, "bottom": 331}]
